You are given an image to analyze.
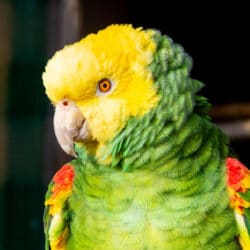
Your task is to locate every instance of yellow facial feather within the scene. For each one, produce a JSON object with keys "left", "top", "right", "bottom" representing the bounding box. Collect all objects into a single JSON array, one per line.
[{"left": 43, "top": 24, "right": 159, "bottom": 144}]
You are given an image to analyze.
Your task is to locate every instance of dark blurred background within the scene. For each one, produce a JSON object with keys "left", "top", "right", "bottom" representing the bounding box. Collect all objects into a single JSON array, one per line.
[{"left": 0, "top": 0, "right": 248, "bottom": 249}]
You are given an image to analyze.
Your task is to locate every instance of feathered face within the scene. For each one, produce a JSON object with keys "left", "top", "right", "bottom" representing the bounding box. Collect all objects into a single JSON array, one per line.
[{"left": 42, "top": 24, "right": 159, "bottom": 157}]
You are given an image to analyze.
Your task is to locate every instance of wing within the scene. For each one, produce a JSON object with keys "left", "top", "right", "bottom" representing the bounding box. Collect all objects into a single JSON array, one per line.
[
  {"left": 44, "top": 164, "right": 75, "bottom": 250},
  {"left": 226, "top": 157, "right": 250, "bottom": 249}
]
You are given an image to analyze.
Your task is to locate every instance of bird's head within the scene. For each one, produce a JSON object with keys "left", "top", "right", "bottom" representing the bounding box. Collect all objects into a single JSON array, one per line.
[{"left": 42, "top": 24, "right": 203, "bottom": 164}]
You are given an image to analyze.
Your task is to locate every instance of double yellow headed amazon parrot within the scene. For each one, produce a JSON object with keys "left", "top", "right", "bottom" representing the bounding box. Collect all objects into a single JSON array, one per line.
[{"left": 42, "top": 24, "right": 250, "bottom": 249}]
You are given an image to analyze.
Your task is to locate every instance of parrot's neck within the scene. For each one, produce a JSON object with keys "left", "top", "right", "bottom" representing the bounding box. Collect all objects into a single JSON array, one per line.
[{"left": 74, "top": 110, "right": 228, "bottom": 184}]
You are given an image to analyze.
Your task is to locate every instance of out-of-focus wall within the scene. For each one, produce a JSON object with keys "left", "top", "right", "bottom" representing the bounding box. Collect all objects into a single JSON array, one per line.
[
  {"left": 1, "top": 1, "right": 47, "bottom": 249},
  {"left": 0, "top": 2, "right": 12, "bottom": 248}
]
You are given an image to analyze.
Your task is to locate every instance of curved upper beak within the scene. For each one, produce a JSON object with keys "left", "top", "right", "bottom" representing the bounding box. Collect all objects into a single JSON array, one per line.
[{"left": 53, "top": 98, "right": 91, "bottom": 157}]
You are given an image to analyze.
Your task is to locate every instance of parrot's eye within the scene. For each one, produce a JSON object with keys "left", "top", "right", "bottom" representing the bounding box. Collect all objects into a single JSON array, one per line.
[{"left": 97, "top": 78, "right": 113, "bottom": 95}]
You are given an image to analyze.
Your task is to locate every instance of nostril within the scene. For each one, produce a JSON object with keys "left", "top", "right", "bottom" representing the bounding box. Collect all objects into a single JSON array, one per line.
[{"left": 63, "top": 100, "right": 68, "bottom": 106}]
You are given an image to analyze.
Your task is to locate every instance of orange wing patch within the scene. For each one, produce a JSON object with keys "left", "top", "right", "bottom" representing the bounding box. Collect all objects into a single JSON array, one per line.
[
  {"left": 44, "top": 164, "right": 75, "bottom": 250},
  {"left": 45, "top": 164, "right": 75, "bottom": 215},
  {"left": 226, "top": 157, "right": 250, "bottom": 214},
  {"left": 226, "top": 157, "right": 250, "bottom": 249}
]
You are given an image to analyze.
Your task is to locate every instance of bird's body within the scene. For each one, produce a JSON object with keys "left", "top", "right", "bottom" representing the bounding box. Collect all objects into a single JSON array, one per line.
[{"left": 42, "top": 24, "right": 250, "bottom": 249}]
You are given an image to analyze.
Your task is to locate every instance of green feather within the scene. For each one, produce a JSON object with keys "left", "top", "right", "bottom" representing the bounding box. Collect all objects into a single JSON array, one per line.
[
  {"left": 244, "top": 209, "right": 250, "bottom": 235},
  {"left": 239, "top": 191, "right": 250, "bottom": 202}
]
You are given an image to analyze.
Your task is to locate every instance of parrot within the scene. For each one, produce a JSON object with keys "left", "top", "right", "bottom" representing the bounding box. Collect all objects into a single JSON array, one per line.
[{"left": 42, "top": 24, "right": 250, "bottom": 249}]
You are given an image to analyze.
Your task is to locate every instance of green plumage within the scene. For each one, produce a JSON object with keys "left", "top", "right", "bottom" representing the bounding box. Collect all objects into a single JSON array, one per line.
[{"left": 44, "top": 28, "right": 240, "bottom": 249}]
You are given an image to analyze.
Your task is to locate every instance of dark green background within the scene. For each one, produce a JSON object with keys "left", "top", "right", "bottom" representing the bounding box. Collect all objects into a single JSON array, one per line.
[{"left": 1, "top": 1, "right": 47, "bottom": 249}]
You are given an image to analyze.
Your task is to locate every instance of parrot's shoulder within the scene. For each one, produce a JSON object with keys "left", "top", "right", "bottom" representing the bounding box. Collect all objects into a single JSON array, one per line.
[
  {"left": 226, "top": 157, "right": 250, "bottom": 249},
  {"left": 44, "top": 163, "right": 75, "bottom": 250}
]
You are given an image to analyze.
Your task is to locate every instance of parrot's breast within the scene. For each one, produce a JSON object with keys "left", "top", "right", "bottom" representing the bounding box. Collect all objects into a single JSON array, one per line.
[{"left": 66, "top": 114, "right": 240, "bottom": 250}]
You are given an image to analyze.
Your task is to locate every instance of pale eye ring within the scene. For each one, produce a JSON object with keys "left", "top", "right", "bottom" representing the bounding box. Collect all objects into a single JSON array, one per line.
[{"left": 96, "top": 78, "right": 114, "bottom": 96}]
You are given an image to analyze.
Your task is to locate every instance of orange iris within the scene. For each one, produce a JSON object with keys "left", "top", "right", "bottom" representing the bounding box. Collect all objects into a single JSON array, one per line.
[{"left": 98, "top": 78, "right": 112, "bottom": 92}]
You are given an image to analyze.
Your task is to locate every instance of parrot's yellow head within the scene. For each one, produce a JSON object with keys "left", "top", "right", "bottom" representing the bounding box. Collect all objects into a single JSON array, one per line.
[{"left": 42, "top": 24, "right": 159, "bottom": 158}]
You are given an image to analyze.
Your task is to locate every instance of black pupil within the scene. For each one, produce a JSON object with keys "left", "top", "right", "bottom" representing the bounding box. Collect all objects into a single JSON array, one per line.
[{"left": 103, "top": 83, "right": 108, "bottom": 88}]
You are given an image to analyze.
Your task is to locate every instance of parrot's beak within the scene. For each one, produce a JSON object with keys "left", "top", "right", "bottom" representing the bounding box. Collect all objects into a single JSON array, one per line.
[{"left": 53, "top": 98, "right": 92, "bottom": 157}]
